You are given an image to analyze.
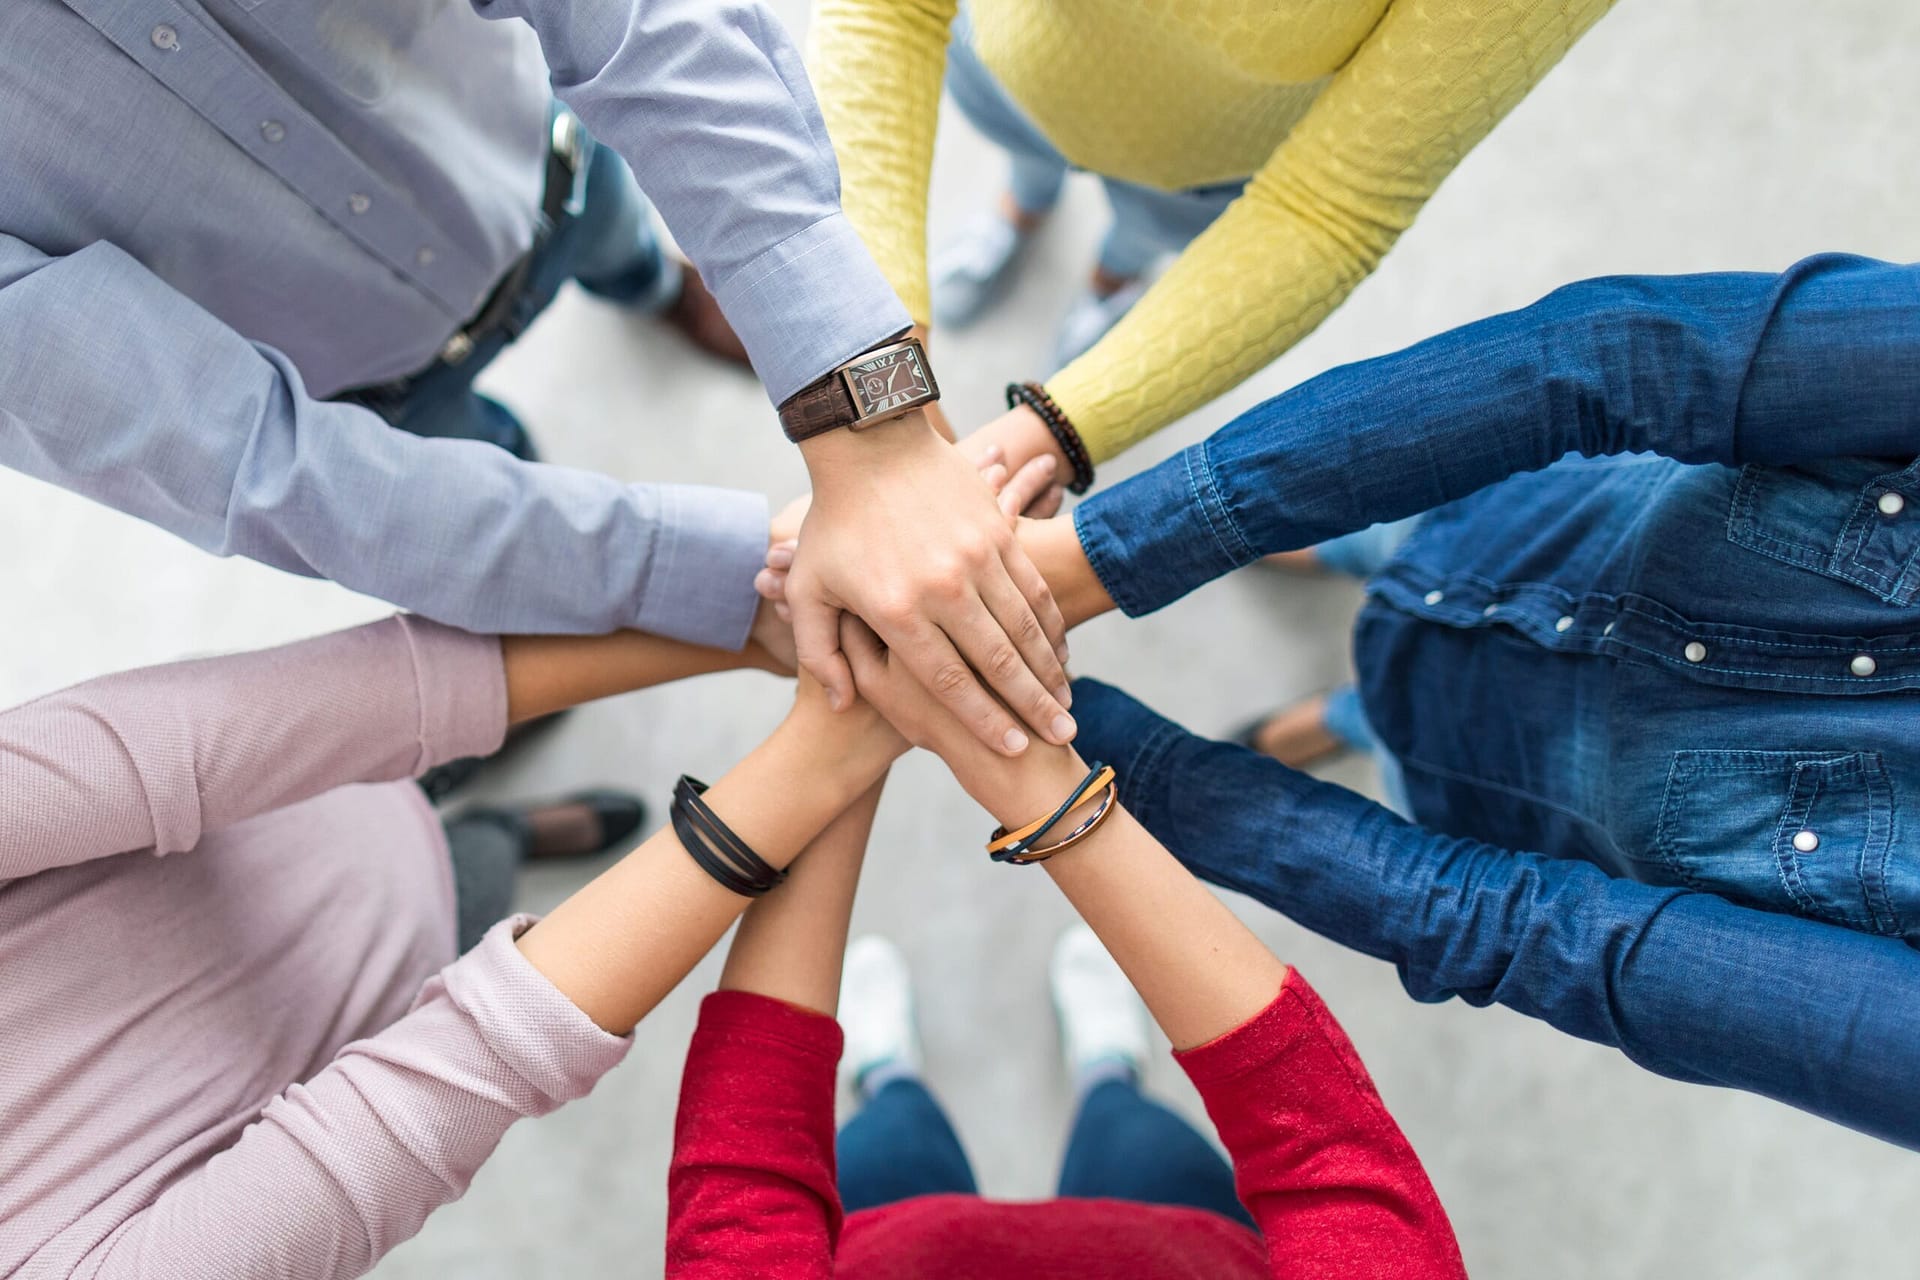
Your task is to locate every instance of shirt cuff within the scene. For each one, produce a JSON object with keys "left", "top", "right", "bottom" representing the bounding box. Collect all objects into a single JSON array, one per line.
[
  {"left": 395, "top": 617, "right": 509, "bottom": 768},
  {"left": 1073, "top": 443, "right": 1253, "bottom": 618},
  {"left": 710, "top": 212, "right": 914, "bottom": 408},
  {"left": 696, "top": 989, "right": 845, "bottom": 1064},
  {"left": 632, "top": 484, "right": 769, "bottom": 651},
  {"left": 1173, "top": 973, "right": 1316, "bottom": 1088},
  {"left": 440, "top": 915, "right": 633, "bottom": 1109}
]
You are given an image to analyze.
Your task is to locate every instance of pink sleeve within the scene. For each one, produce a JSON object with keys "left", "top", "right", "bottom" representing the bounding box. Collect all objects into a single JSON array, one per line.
[
  {"left": 1176, "top": 972, "right": 1467, "bottom": 1279},
  {"left": 80, "top": 917, "right": 630, "bottom": 1279},
  {"left": 666, "top": 991, "right": 843, "bottom": 1279},
  {"left": 0, "top": 615, "right": 505, "bottom": 878}
]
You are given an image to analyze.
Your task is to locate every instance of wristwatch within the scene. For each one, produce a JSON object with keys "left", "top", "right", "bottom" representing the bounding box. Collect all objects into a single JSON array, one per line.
[{"left": 779, "top": 334, "right": 941, "bottom": 443}]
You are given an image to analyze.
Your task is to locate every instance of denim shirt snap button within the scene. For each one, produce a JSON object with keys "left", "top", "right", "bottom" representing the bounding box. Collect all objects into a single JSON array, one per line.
[
  {"left": 1555, "top": 615, "right": 1574, "bottom": 633},
  {"left": 1792, "top": 829, "right": 1821, "bottom": 853},
  {"left": 1424, "top": 590, "right": 1445, "bottom": 606},
  {"left": 1879, "top": 492, "right": 1907, "bottom": 517},
  {"left": 1684, "top": 642, "right": 1707, "bottom": 663},
  {"left": 1851, "top": 654, "right": 1878, "bottom": 677}
]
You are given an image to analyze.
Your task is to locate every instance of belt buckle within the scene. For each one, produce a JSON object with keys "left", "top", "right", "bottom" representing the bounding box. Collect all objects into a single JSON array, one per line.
[{"left": 551, "top": 111, "right": 588, "bottom": 217}]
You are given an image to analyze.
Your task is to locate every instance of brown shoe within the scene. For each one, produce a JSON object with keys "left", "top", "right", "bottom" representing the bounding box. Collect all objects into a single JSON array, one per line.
[
  {"left": 1230, "top": 693, "right": 1349, "bottom": 769},
  {"left": 663, "top": 264, "right": 753, "bottom": 368}
]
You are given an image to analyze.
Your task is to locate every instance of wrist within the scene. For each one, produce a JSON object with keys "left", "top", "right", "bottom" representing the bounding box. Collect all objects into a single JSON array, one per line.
[
  {"left": 974, "top": 745, "right": 1091, "bottom": 831},
  {"left": 1023, "top": 515, "right": 1114, "bottom": 628},
  {"left": 798, "top": 408, "right": 943, "bottom": 483}
]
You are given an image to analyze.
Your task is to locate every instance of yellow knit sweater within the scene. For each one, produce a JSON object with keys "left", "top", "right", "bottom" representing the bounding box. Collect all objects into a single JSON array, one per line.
[{"left": 808, "top": 0, "right": 1614, "bottom": 462}]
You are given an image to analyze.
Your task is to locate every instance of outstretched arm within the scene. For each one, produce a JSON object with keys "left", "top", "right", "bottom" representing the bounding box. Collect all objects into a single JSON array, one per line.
[
  {"left": 844, "top": 623, "right": 1464, "bottom": 1278},
  {"left": 1069, "top": 676, "right": 1920, "bottom": 1152},
  {"left": 82, "top": 679, "right": 899, "bottom": 1278},
  {"left": 0, "top": 611, "right": 780, "bottom": 881},
  {"left": 666, "top": 782, "right": 886, "bottom": 1278},
  {"left": 1069, "top": 254, "right": 1920, "bottom": 617}
]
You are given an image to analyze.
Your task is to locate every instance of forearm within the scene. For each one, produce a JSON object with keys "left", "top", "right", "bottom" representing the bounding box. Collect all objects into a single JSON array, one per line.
[
  {"left": 516, "top": 712, "right": 895, "bottom": 1034},
  {"left": 720, "top": 779, "right": 885, "bottom": 1015},
  {"left": 971, "top": 745, "right": 1285, "bottom": 1051},
  {"left": 1072, "top": 678, "right": 1920, "bottom": 1150},
  {"left": 806, "top": 0, "right": 956, "bottom": 323},
  {"left": 502, "top": 629, "right": 780, "bottom": 725},
  {"left": 475, "top": 0, "right": 909, "bottom": 403},
  {"left": 1073, "top": 255, "right": 1920, "bottom": 617}
]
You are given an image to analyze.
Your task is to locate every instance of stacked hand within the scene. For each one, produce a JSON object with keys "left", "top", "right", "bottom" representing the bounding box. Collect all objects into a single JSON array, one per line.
[{"left": 766, "top": 420, "right": 1073, "bottom": 756}]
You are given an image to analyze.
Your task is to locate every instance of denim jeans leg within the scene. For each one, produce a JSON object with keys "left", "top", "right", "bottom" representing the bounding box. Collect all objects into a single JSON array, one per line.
[
  {"left": 836, "top": 1079, "right": 980, "bottom": 1213},
  {"left": 1095, "top": 178, "right": 1241, "bottom": 280},
  {"left": 569, "top": 140, "right": 679, "bottom": 312},
  {"left": 1055, "top": 1079, "right": 1255, "bottom": 1230},
  {"left": 944, "top": 9, "right": 1069, "bottom": 214}
]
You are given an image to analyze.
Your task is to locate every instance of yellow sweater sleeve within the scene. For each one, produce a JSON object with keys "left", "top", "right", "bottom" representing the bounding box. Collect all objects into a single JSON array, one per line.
[
  {"left": 806, "top": 0, "right": 959, "bottom": 325},
  {"left": 1049, "top": 0, "right": 1616, "bottom": 463}
]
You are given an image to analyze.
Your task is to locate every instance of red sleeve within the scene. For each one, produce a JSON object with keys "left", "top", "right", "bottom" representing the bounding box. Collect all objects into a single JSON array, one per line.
[
  {"left": 666, "top": 990, "right": 845, "bottom": 1279},
  {"left": 1175, "top": 971, "right": 1466, "bottom": 1279}
]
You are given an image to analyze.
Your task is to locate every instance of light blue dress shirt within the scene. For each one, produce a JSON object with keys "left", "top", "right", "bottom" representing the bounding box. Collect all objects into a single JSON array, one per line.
[{"left": 0, "top": 0, "right": 910, "bottom": 646}]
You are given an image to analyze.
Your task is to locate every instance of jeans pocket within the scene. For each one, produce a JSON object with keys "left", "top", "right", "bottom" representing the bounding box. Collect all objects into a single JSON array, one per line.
[{"left": 1652, "top": 749, "right": 1900, "bottom": 937}]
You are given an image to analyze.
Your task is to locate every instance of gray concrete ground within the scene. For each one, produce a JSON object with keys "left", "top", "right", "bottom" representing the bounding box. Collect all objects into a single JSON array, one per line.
[{"left": 3, "top": 1, "right": 1917, "bottom": 1275}]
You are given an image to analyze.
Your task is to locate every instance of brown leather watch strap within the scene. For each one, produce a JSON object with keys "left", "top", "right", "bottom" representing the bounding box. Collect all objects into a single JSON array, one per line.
[{"left": 780, "top": 376, "right": 860, "bottom": 443}]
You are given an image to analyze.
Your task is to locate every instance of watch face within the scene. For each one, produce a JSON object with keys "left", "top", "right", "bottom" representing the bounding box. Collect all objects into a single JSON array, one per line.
[{"left": 845, "top": 344, "right": 934, "bottom": 419}]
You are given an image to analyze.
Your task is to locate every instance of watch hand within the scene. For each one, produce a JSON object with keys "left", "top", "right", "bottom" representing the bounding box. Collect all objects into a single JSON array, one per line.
[{"left": 886, "top": 364, "right": 902, "bottom": 393}]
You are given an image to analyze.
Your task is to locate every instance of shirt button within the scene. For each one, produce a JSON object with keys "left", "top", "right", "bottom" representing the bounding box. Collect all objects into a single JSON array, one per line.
[
  {"left": 416, "top": 247, "right": 436, "bottom": 267},
  {"left": 1879, "top": 491, "right": 1906, "bottom": 517},
  {"left": 1683, "top": 641, "right": 1707, "bottom": 663},
  {"left": 1555, "top": 615, "right": 1575, "bottom": 633},
  {"left": 1423, "top": 590, "right": 1445, "bottom": 606},
  {"left": 1481, "top": 604, "right": 1499, "bottom": 617},
  {"left": 150, "top": 24, "right": 179, "bottom": 50},
  {"left": 1792, "top": 829, "right": 1820, "bottom": 854},
  {"left": 347, "top": 193, "right": 372, "bottom": 215},
  {"left": 1851, "top": 654, "right": 1878, "bottom": 677},
  {"left": 260, "top": 120, "right": 287, "bottom": 144},
  {"left": 1602, "top": 621, "right": 1616, "bottom": 637}
]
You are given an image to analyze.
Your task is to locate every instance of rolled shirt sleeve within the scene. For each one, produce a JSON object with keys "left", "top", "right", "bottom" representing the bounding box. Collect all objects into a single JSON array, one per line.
[{"left": 474, "top": 0, "right": 912, "bottom": 404}]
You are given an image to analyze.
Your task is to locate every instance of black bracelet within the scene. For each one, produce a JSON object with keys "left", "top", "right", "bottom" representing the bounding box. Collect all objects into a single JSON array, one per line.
[
  {"left": 670, "top": 775, "right": 787, "bottom": 897},
  {"left": 1006, "top": 381, "right": 1095, "bottom": 495}
]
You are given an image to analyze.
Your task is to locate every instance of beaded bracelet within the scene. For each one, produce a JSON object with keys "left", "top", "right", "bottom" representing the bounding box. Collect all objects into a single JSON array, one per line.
[
  {"left": 988, "top": 763, "right": 1117, "bottom": 864},
  {"left": 1006, "top": 381, "right": 1095, "bottom": 495},
  {"left": 671, "top": 775, "right": 787, "bottom": 897}
]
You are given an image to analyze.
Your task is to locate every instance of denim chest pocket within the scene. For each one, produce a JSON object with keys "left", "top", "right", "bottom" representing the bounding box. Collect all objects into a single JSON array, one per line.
[
  {"left": 1652, "top": 749, "right": 1901, "bottom": 936},
  {"left": 1728, "top": 457, "right": 1920, "bottom": 605}
]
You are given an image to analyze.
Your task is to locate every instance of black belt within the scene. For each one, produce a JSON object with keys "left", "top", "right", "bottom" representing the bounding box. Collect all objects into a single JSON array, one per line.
[{"left": 347, "top": 112, "right": 588, "bottom": 414}]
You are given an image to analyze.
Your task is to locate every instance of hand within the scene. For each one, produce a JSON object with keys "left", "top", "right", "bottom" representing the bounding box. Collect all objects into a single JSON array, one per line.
[
  {"left": 837, "top": 615, "right": 1086, "bottom": 822},
  {"left": 790, "top": 415, "right": 1074, "bottom": 757},
  {"left": 745, "top": 595, "right": 797, "bottom": 675},
  {"left": 957, "top": 404, "right": 1071, "bottom": 518},
  {"left": 788, "top": 663, "right": 908, "bottom": 764}
]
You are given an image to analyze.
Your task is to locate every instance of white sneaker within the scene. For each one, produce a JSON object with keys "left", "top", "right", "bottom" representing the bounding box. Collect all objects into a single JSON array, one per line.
[
  {"left": 840, "top": 936, "right": 923, "bottom": 1094},
  {"left": 931, "top": 212, "right": 1034, "bottom": 328},
  {"left": 1049, "top": 925, "right": 1150, "bottom": 1083},
  {"left": 1051, "top": 278, "right": 1149, "bottom": 371}
]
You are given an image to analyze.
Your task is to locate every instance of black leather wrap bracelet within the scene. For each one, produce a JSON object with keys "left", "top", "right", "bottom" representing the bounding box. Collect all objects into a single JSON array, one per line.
[{"left": 670, "top": 775, "right": 787, "bottom": 897}]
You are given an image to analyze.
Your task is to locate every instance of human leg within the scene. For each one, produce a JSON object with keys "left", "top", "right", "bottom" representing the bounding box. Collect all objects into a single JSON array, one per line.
[
  {"left": 835, "top": 936, "right": 980, "bottom": 1211},
  {"left": 444, "top": 790, "right": 648, "bottom": 953}
]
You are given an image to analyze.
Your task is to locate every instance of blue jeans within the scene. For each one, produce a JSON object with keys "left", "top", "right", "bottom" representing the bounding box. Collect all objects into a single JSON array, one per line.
[
  {"left": 943, "top": 11, "right": 1243, "bottom": 280},
  {"left": 351, "top": 121, "right": 674, "bottom": 457},
  {"left": 1069, "top": 257, "right": 1920, "bottom": 1147},
  {"left": 837, "top": 1077, "right": 1254, "bottom": 1230}
]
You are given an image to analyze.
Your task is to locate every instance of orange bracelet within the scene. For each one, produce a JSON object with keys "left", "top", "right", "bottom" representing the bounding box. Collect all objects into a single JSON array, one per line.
[
  {"left": 988, "top": 765, "right": 1117, "bottom": 863},
  {"left": 1000, "top": 778, "right": 1118, "bottom": 865}
]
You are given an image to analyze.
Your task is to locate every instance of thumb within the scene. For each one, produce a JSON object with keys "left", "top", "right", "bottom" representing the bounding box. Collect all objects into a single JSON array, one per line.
[{"left": 792, "top": 594, "right": 855, "bottom": 711}]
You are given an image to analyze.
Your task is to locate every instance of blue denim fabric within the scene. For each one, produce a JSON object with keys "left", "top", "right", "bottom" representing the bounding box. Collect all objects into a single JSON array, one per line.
[
  {"left": 1069, "top": 256, "right": 1920, "bottom": 1143},
  {"left": 1070, "top": 677, "right": 1920, "bottom": 1151},
  {"left": 837, "top": 1075, "right": 1253, "bottom": 1226},
  {"left": 942, "top": 11, "right": 1244, "bottom": 279}
]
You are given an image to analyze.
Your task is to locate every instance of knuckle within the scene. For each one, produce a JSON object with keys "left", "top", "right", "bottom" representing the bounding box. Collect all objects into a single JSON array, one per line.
[
  {"left": 984, "top": 644, "right": 1023, "bottom": 683},
  {"left": 931, "top": 661, "right": 975, "bottom": 698},
  {"left": 1013, "top": 609, "right": 1045, "bottom": 643}
]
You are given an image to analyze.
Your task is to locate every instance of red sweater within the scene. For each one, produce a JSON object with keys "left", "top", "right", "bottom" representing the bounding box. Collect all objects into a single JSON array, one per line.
[{"left": 666, "top": 973, "right": 1465, "bottom": 1278}]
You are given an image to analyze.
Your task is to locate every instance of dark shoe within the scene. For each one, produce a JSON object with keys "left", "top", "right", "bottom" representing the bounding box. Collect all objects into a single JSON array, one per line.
[
  {"left": 417, "top": 711, "right": 569, "bottom": 805},
  {"left": 461, "top": 788, "right": 649, "bottom": 863},
  {"left": 662, "top": 265, "right": 753, "bottom": 369},
  {"left": 477, "top": 394, "right": 540, "bottom": 462}
]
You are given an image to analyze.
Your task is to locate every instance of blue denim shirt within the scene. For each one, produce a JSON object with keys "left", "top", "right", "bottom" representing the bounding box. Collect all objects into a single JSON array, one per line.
[
  {"left": 1, "top": 0, "right": 910, "bottom": 647},
  {"left": 1072, "top": 255, "right": 1920, "bottom": 1147}
]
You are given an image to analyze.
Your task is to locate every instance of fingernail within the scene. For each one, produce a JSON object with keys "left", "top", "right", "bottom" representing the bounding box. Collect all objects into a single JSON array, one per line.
[
  {"left": 1056, "top": 646, "right": 1071, "bottom": 666},
  {"left": 775, "top": 604, "right": 791, "bottom": 621},
  {"left": 829, "top": 688, "right": 846, "bottom": 711},
  {"left": 1036, "top": 455, "right": 1057, "bottom": 474},
  {"left": 767, "top": 546, "right": 794, "bottom": 569},
  {"left": 983, "top": 445, "right": 1004, "bottom": 463},
  {"left": 1003, "top": 728, "right": 1029, "bottom": 753},
  {"left": 1050, "top": 714, "right": 1076, "bottom": 742},
  {"left": 1055, "top": 684, "right": 1072, "bottom": 709}
]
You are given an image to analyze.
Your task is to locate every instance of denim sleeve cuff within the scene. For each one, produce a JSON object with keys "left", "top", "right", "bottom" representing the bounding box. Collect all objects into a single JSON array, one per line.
[
  {"left": 1073, "top": 444, "right": 1254, "bottom": 618},
  {"left": 710, "top": 213, "right": 914, "bottom": 408},
  {"left": 631, "top": 484, "right": 768, "bottom": 651}
]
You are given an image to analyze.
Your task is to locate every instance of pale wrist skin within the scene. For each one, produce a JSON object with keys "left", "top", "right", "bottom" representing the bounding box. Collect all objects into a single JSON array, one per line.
[{"left": 1020, "top": 514, "right": 1117, "bottom": 630}]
